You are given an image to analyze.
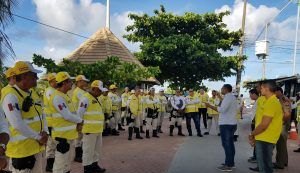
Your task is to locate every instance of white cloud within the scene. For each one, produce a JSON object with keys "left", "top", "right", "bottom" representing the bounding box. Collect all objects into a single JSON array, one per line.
[
  {"left": 214, "top": 0, "right": 298, "bottom": 84},
  {"left": 215, "top": 0, "right": 279, "bottom": 36},
  {"left": 32, "top": 0, "right": 140, "bottom": 61}
]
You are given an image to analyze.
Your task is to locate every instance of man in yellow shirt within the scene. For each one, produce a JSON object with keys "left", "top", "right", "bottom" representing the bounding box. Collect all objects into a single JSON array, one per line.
[
  {"left": 249, "top": 81, "right": 283, "bottom": 173},
  {"left": 72, "top": 75, "right": 89, "bottom": 163},
  {"left": 1, "top": 67, "right": 16, "bottom": 98},
  {"left": 198, "top": 89, "right": 209, "bottom": 129}
]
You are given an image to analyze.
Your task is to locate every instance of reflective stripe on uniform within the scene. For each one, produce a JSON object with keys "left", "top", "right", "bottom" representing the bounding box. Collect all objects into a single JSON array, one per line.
[
  {"left": 23, "top": 116, "right": 41, "bottom": 124},
  {"left": 84, "top": 111, "right": 103, "bottom": 115},
  {"left": 84, "top": 120, "right": 104, "bottom": 124},
  {"left": 53, "top": 125, "right": 76, "bottom": 132},
  {"left": 10, "top": 135, "right": 28, "bottom": 142}
]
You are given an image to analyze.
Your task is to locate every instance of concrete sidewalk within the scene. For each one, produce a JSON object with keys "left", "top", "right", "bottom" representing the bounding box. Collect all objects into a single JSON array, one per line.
[{"left": 168, "top": 116, "right": 300, "bottom": 173}]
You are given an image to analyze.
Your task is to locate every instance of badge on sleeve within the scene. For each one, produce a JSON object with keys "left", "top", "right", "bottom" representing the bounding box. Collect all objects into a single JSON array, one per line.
[
  {"left": 58, "top": 103, "right": 66, "bottom": 110},
  {"left": 8, "top": 103, "right": 20, "bottom": 111}
]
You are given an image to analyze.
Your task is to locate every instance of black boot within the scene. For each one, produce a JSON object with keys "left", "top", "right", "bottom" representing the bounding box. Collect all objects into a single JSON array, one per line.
[
  {"left": 169, "top": 125, "right": 174, "bottom": 136},
  {"left": 84, "top": 164, "right": 94, "bottom": 173},
  {"left": 118, "top": 124, "right": 125, "bottom": 131},
  {"left": 178, "top": 126, "right": 185, "bottom": 136},
  {"left": 111, "top": 129, "right": 120, "bottom": 136},
  {"left": 121, "top": 117, "right": 125, "bottom": 126},
  {"left": 153, "top": 130, "right": 159, "bottom": 138},
  {"left": 92, "top": 162, "right": 106, "bottom": 173},
  {"left": 158, "top": 126, "right": 163, "bottom": 133},
  {"left": 146, "top": 130, "right": 150, "bottom": 138},
  {"left": 136, "top": 128, "right": 143, "bottom": 139},
  {"left": 140, "top": 126, "right": 145, "bottom": 133},
  {"left": 128, "top": 127, "right": 133, "bottom": 140},
  {"left": 74, "top": 147, "right": 82, "bottom": 163},
  {"left": 46, "top": 158, "right": 55, "bottom": 172}
]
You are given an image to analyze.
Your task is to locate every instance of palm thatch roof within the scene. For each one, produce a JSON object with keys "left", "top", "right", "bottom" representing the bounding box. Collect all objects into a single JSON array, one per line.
[{"left": 65, "top": 27, "right": 143, "bottom": 67}]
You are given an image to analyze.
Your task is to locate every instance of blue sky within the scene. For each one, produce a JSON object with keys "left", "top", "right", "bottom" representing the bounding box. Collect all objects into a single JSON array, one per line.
[{"left": 3, "top": 0, "right": 300, "bottom": 93}]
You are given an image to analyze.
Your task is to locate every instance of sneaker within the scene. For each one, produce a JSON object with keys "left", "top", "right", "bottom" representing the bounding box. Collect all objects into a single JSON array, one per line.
[
  {"left": 217, "top": 165, "right": 232, "bottom": 172},
  {"left": 204, "top": 132, "right": 209, "bottom": 135},
  {"left": 221, "top": 163, "right": 236, "bottom": 169},
  {"left": 248, "top": 157, "right": 257, "bottom": 163},
  {"left": 249, "top": 167, "right": 259, "bottom": 172}
]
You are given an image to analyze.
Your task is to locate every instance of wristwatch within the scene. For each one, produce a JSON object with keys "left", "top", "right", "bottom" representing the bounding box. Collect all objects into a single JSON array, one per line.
[{"left": 0, "top": 144, "right": 6, "bottom": 151}]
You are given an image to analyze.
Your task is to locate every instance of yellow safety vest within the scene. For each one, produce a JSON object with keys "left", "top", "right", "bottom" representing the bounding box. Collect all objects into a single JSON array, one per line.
[
  {"left": 146, "top": 95, "right": 156, "bottom": 109},
  {"left": 121, "top": 92, "right": 130, "bottom": 107},
  {"left": 49, "top": 90, "right": 78, "bottom": 140},
  {"left": 43, "top": 87, "right": 55, "bottom": 127},
  {"left": 109, "top": 92, "right": 120, "bottom": 111},
  {"left": 156, "top": 95, "right": 167, "bottom": 112},
  {"left": 207, "top": 97, "right": 219, "bottom": 115},
  {"left": 1, "top": 87, "right": 44, "bottom": 158},
  {"left": 129, "top": 95, "right": 142, "bottom": 116},
  {"left": 72, "top": 87, "right": 86, "bottom": 109},
  {"left": 0, "top": 84, "right": 13, "bottom": 100},
  {"left": 185, "top": 95, "right": 199, "bottom": 113},
  {"left": 198, "top": 93, "right": 209, "bottom": 108},
  {"left": 82, "top": 93, "right": 105, "bottom": 134},
  {"left": 99, "top": 95, "right": 112, "bottom": 114}
]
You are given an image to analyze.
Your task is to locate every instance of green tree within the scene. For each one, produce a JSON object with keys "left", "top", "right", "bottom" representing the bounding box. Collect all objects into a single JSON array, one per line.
[
  {"left": 32, "top": 54, "right": 160, "bottom": 87},
  {"left": 0, "top": 0, "right": 17, "bottom": 88},
  {"left": 125, "top": 6, "right": 243, "bottom": 89}
]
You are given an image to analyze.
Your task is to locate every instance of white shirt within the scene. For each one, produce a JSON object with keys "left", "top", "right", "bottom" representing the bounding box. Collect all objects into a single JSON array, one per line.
[
  {"left": 2, "top": 86, "right": 48, "bottom": 140},
  {"left": 250, "top": 101, "right": 258, "bottom": 121},
  {"left": 52, "top": 94, "right": 82, "bottom": 123},
  {"left": 217, "top": 93, "right": 238, "bottom": 125},
  {"left": 170, "top": 95, "right": 186, "bottom": 110},
  {"left": 291, "top": 100, "right": 300, "bottom": 109},
  {"left": 108, "top": 92, "right": 121, "bottom": 106},
  {"left": 0, "top": 108, "right": 9, "bottom": 135},
  {"left": 185, "top": 96, "right": 200, "bottom": 105}
]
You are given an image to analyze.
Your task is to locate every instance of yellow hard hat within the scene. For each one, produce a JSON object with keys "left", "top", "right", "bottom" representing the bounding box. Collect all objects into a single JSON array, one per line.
[
  {"left": 5, "top": 67, "right": 16, "bottom": 78},
  {"left": 75, "top": 75, "right": 89, "bottom": 82},
  {"left": 56, "top": 72, "right": 74, "bottom": 83},
  {"left": 47, "top": 73, "right": 56, "bottom": 81},
  {"left": 109, "top": 84, "right": 118, "bottom": 90},
  {"left": 91, "top": 80, "right": 104, "bottom": 90},
  {"left": 14, "top": 61, "right": 42, "bottom": 75}
]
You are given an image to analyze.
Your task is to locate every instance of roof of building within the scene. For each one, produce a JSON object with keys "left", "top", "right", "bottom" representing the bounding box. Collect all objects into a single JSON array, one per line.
[{"left": 65, "top": 27, "right": 143, "bottom": 67}]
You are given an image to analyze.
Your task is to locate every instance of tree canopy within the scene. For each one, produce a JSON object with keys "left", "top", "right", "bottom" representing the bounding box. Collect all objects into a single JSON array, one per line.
[
  {"left": 125, "top": 5, "right": 243, "bottom": 89},
  {"left": 32, "top": 54, "right": 160, "bottom": 88}
]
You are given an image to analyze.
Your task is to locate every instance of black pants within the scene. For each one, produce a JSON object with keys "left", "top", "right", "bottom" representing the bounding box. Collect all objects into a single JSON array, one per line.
[
  {"left": 198, "top": 108, "right": 207, "bottom": 128},
  {"left": 186, "top": 112, "right": 201, "bottom": 135}
]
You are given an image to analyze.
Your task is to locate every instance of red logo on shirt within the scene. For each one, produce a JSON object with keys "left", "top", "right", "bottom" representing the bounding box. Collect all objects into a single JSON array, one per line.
[
  {"left": 58, "top": 104, "right": 63, "bottom": 110},
  {"left": 8, "top": 103, "right": 13, "bottom": 111}
]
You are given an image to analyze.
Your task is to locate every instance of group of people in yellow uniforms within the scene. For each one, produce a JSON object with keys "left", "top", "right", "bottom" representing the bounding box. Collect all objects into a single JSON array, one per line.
[
  {"left": 0, "top": 61, "right": 246, "bottom": 173},
  {"left": 0, "top": 61, "right": 107, "bottom": 173}
]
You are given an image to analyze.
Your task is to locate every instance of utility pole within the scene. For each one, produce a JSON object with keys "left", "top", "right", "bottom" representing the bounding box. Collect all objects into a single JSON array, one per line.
[
  {"left": 106, "top": 0, "right": 110, "bottom": 29},
  {"left": 293, "top": 0, "right": 300, "bottom": 75},
  {"left": 236, "top": 0, "right": 247, "bottom": 95}
]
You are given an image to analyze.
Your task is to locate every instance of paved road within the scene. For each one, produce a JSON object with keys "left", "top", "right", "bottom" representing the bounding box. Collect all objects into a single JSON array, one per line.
[
  {"left": 65, "top": 113, "right": 299, "bottom": 173},
  {"left": 168, "top": 115, "right": 300, "bottom": 173}
]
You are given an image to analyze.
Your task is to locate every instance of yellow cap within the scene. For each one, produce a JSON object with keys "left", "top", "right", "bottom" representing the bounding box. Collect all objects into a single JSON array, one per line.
[
  {"left": 56, "top": 72, "right": 74, "bottom": 83},
  {"left": 109, "top": 84, "right": 118, "bottom": 90},
  {"left": 47, "top": 73, "right": 56, "bottom": 81},
  {"left": 5, "top": 67, "right": 16, "bottom": 78},
  {"left": 14, "top": 61, "right": 42, "bottom": 75},
  {"left": 91, "top": 80, "right": 104, "bottom": 90},
  {"left": 75, "top": 75, "right": 89, "bottom": 82}
]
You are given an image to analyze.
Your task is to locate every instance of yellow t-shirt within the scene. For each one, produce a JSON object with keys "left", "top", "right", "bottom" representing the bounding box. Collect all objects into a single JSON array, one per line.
[{"left": 255, "top": 95, "right": 283, "bottom": 144}]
